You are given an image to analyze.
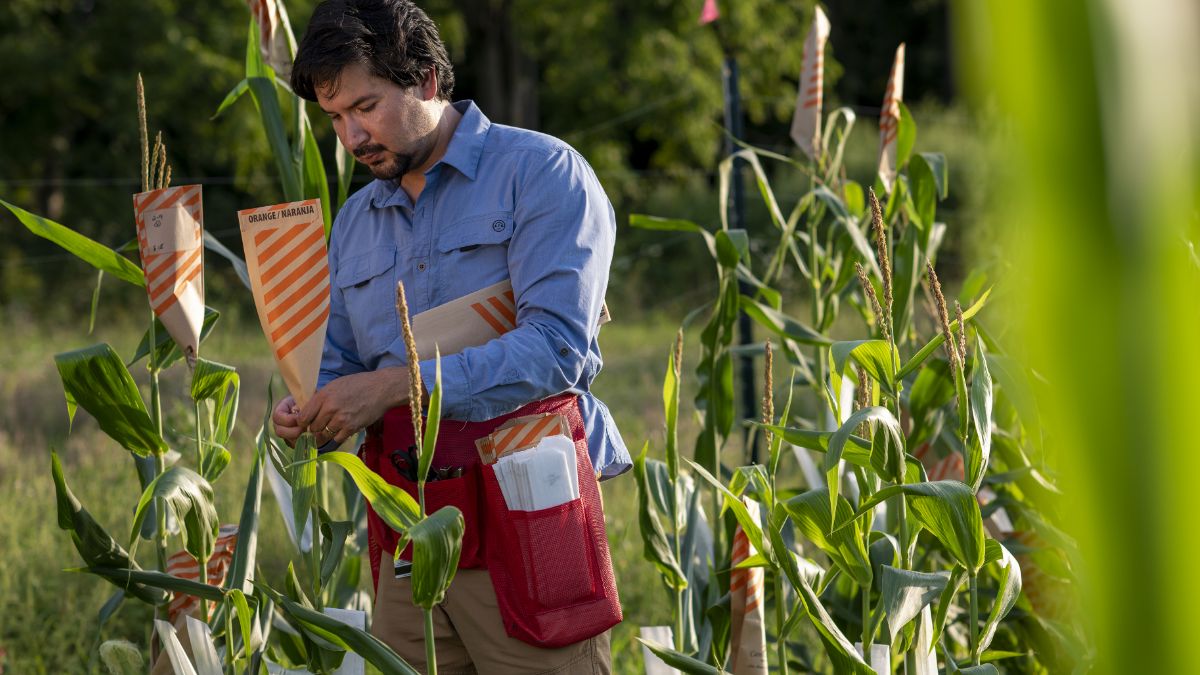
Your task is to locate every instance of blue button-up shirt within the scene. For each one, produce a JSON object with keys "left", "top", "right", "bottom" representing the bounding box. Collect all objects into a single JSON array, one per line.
[{"left": 318, "top": 100, "right": 630, "bottom": 478}]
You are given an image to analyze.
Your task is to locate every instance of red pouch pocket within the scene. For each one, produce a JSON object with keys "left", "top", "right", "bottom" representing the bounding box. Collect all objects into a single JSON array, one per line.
[
  {"left": 390, "top": 468, "right": 482, "bottom": 567},
  {"left": 480, "top": 428, "right": 621, "bottom": 647}
]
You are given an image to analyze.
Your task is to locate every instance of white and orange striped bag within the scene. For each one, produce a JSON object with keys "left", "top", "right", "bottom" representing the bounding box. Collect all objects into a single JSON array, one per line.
[
  {"left": 237, "top": 199, "right": 330, "bottom": 406},
  {"left": 166, "top": 524, "right": 239, "bottom": 624},
  {"left": 133, "top": 184, "right": 205, "bottom": 366},
  {"left": 877, "top": 43, "right": 907, "bottom": 192},
  {"left": 729, "top": 498, "right": 768, "bottom": 675}
]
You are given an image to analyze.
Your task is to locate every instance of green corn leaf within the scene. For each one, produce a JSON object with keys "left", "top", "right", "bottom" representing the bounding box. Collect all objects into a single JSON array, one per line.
[
  {"left": 212, "top": 78, "right": 250, "bottom": 120},
  {"left": 51, "top": 452, "right": 165, "bottom": 605},
  {"left": 2, "top": 199, "right": 145, "bottom": 286},
  {"left": 909, "top": 359, "right": 956, "bottom": 422},
  {"left": 838, "top": 481, "right": 986, "bottom": 573},
  {"left": 909, "top": 153, "right": 939, "bottom": 228},
  {"left": 291, "top": 435, "right": 318, "bottom": 546},
  {"left": 663, "top": 349, "right": 681, "bottom": 480},
  {"left": 967, "top": 337, "right": 994, "bottom": 491},
  {"left": 897, "top": 102, "right": 917, "bottom": 170},
  {"left": 793, "top": 572, "right": 876, "bottom": 674},
  {"left": 783, "top": 489, "right": 872, "bottom": 587},
  {"left": 317, "top": 451, "right": 422, "bottom": 534},
  {"left": 686, "top": 458, "right": 772, "bottom": 567},
  {"left": 261, "top": 585, "right": 420, "bottom": 675},
  {"left": 959, "top": 666, "right": 1000, "bottom": 675},
  {"left": 755, "top": 423, "right": 872, "bottom": 463},
  {"left": 418, "top": 352, "right": 442, "bottom": 487},
  {"left": 831, "top": 340, "right": 899, "bottom": 393},
  {"left": 922, "top": 152, "right": 949, "bottom": 198},
  {"left": 335, "top": 142, "right": 355, "bottom": 212},
  {"left": 409, "top": 506, "right": 464, "bottom": 609},
  {"left": 955, "top": 355, "right": 971, "bottom": 442},
  {"left": 897, "top": 288, "right": 993, "bottom": 380},
  {"left": 933, "top": 566, "right": 967, "bottom": 650},
  {"left": 741, "top": 295, "right": 832, "bottom": 346},
  {"left": 226, "top": 382, "right": 271, "bottom": 594},
  {"left": 55, "top": 344, "right": 166, "bottom": 456},
  {"left": 128, "top": 307, "right": 221, "bottom": 371},
  {"left": 128, "top": 466, "right": 219, "bottom": 564},
  {"left": 634, "top": 444, "right": 686, "bottom": 590},
  {"left": 638, "top": 639, "right": 730, "bottom": 674},
  {"left": 185, "top": 616, "right": 223, "bottom": 675},
  {"left": 191, "top": 358, "right": 240, "bottom": 474},
  {"left": 891, "top": 217, "right": 923, "bottom": 344},
  {"left": 825, "top": 406, "right": 903, "bottom": 523},
  {"left": 628, "top": 214, "right": 718, "bottom": 261},
  {"left": 88, "top": 567, "right": 225, "bottom": 603},
  {"left": 245, "top": 76, "right": 302, "bottom": 201},
  {"left": 226, "top": 588, "right": 256, "bottom": 661},
  {"left": 317, "top": 508, "right": 353, "bottom": 587},
  {"left": 714, "top": 229, "right": 749, "bottom": 268},
  {"left": 203, "top": 231, "right": 251, "bottom": 290},
  {"left": 976, "top": 540, "right": 1022, "bottom": 660},
  {"left": 879, "top": 566, "right": 950, "bottom": 640},
  {"left": 299, "top": 116, "right": 333, "bottom": 238}
]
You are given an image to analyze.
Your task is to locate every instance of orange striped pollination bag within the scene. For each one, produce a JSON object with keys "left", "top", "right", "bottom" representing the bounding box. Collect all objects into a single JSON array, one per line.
[
  {"left": 237, "top": 199, "right": 330, "bottom": 406},
  {"left": 789, "top": 6, "right": 831, "bottom": 160},
  {"left": 133, "top": 184, "right": 205, "bottom": 366},
  {"left": 729, "top": 497, "right": 768, "bottom": 675},
  {"left": 166, "top": 525, "right": 239, "bottom": 624},
  {"left": 876, "top": 43, "right": 907, "bottom": 192}
]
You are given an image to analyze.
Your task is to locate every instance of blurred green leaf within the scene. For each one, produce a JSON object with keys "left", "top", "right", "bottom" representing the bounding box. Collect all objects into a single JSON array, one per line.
[
  {"left": 291, "top": 435, "right": 318, "bottom": 547},
  {"left": 227, "top": 383, "right": 271, "bottom": 594},
  {"left": 88, "top": 567, "right": 224, "bottom": 603},
  {"left": 910, "top": 154, "right": 939, "bottom": 228},
  {"left": 638, "top": 638, "right": 729, "bottom": 674},
  {"left": 977, "top": 541, "right": 1022, "bottom": 660},
  {"left": 299, "top": 117, "right": 333, "bottom": 238},
  {"left": 897, "top": 102, "right": 917, "bottom": 170},
  {"left": 409, "top": 506, "right": 464, "bottom": 609},
  {"left": 317, "top": 509, "right": 352, "bottom": 588},
  {"left": 55, "top": 343, "right": 166, "bottom": 457},
  {"left": 191, "top": 357, "right": 240, "bottom": 479},
  {"left": 245, "top": 76, "right": 302, "bottom": 201},
  {"left": 51, "top": 452, "right": 165, "bottom": 605},
  {"left": 715, "top": 229, "right": 748, "bottom": 268},
  {"left": 741, "top": 295, "right": 832, "bottom": 346},
  {"left": 2, "top": 199, "right": 145, "bottom": 286}
]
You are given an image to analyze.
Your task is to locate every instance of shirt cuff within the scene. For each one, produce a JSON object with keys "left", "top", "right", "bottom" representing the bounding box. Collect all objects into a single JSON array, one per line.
[{"left": 418, "top": 353, "right": 471, "bottom": 420}]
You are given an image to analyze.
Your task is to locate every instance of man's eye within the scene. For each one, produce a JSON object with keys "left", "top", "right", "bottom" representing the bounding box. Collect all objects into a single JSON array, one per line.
[{"left": 359, "top": 104, "right": 376, "bottom": 113}]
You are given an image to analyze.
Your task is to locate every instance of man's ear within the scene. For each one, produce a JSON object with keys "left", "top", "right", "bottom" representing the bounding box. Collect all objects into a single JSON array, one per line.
[{"left": 420, "top": 68, "right": 438, "bottom": 101}]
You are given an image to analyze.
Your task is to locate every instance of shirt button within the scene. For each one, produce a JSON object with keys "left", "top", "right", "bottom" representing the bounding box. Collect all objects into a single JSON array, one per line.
[
  {"left": 559, "top": 347, "right": 569, "bottom": 356},
  {"left": 417, "top": 262, "right": 426, "bottom": 271}
]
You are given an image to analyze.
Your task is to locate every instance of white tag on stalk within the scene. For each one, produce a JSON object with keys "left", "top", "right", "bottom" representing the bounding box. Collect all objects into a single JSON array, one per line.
[
  {"left": 854, "top": 642, "right": 892, "bottom": 673},
  {"left": 639, "top": 626, "right": 682, "bottom": 675}
]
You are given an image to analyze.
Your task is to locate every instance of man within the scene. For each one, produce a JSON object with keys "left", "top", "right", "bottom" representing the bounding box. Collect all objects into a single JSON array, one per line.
[{"left": 270, "top": 0, "right": 629, "bottom": 672}]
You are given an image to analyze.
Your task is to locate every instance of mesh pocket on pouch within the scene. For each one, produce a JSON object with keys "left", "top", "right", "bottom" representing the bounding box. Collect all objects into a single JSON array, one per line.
[{"left": 481, "top": 452, "right": 621, "bottom": 648}]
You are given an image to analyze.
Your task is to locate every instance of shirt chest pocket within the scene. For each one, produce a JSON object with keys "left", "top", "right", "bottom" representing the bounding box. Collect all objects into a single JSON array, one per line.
[
  {"left": 436, "top": 211, "right": 514, "bottom": 298},
  {"left": 336, "top": 247, "right": 397, "bottom": 358}
]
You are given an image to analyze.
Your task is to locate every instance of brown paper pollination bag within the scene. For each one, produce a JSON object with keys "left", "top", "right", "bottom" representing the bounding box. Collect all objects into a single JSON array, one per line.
[
  {"left": 877, "top": 43, "right": 907, "bottom": 192},
  {"left": 237, "top": 199, "right": 329, "bottom": 407},
  {"left": 789, "top": 6, "right": 831, "bottom": 160},
  {"left": 134, "top": 184, "right": 205, "bottom": 366}
]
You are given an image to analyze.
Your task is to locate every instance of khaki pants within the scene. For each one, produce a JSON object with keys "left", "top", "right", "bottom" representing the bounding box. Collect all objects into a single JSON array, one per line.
[{"left": 372, "top": 564, "right": 612, "bottom": 674}]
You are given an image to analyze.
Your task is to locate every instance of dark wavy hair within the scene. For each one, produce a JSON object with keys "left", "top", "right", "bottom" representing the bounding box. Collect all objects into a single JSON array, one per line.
[{"left": 291, "top": 0, "right": 455, "bottom": 102}]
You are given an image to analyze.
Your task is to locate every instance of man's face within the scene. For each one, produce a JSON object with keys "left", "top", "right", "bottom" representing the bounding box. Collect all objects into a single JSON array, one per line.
[{"left": 316, "top": 63, "right": 440, "bottom": 182}]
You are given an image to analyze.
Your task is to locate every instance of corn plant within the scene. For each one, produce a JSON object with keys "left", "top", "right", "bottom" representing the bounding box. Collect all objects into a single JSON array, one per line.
[{"left": 633, "top": 98, "right": 1084, "bottom": 673}]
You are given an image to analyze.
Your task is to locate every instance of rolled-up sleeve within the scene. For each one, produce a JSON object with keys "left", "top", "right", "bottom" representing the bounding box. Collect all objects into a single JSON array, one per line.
[{"left": 421, "top": 147, "right": 614, "bottom": 421}]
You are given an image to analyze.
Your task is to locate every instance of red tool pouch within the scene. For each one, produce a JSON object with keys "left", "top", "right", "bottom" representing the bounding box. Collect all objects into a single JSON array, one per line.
[
  {"left": 479, "top": 395, "right": 622, "bottom": 647},
  {"left": 360, "top": 394, "right": 621, "bottom": 647}
]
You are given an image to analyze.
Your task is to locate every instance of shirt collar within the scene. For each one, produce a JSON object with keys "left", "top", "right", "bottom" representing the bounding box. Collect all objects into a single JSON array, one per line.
[{"left": 368, "top": 100, "right": 490, "bottom": 209}]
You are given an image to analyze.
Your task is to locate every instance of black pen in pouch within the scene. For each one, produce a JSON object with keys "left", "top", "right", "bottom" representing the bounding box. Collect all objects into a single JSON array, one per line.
[{"left": 394, "top": 559, "right": 413, "bottom": 579}]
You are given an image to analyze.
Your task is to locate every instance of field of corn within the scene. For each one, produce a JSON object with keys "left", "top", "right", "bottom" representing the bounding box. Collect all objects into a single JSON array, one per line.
[{"left": 4, "top": 0, "right": 1200, "bottom": 674}]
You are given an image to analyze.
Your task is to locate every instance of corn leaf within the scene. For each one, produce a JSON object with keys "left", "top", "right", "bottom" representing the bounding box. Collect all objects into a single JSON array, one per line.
[
  {"left": 839, "top": 481, "right": 986, "bottom": 573},
  {"left": 154, "top": 620, "right": 200, "bottom": 675},
  {"left": 88, "top": 567, "right": 224, "bottom": 602},
  {"left": 967, "top": 337, "right": 994, "bottom": 491},
  {"left": 663, "top": 350, "right": 681, "bottom": 480},
  {"left": 316, "top": 451, "right": 422, "bottom": 533},
  {"left": 783, "top": 489, "right": 872, "bottom": 587},
  {"left": 879, "top": 566, "right": 950, "bottom": 640},
  {"left": 891, "top": 216, "right": 924, "bottom": 344},
  {"left": 897, "top": 288, "right": 992, "bottom": 380},
  {"left": 825, "top": 406, "right": 903, "bottom": 523},
  {"left": 51, "top": 452, "right": 165, "bottom": 605},
  {"left": 686, "top": 458, "right": 771, "bottom": 567},
  {"left": 291, "top": 435, "right": 318, "bottom": 544},
  {"left": 185, "top": 616, "right": 223, "bottom": 675},
  {"left": 128, "top": 466, "right": 219, "bottom": 564},
  {"left": 831, "top": 340, "right": 899, "bottom": 393},
  {"left": 262, "top": 586, "right": 420, "bottom": 675},
  {"left": 317, "top": 508, "right": 353, "bottom": 588},
  {"left": 976, "top": 540, "right": 1022, "bottom": 660},
  {"left": 245, "top": 76, "right": 302, "bottom": 201},
  {"left": 299, "top": 116, "right": 334, "bottom": 239},
  {"left": 634, "top": 444, "right": 686, "bottom": 590},
  {"left": 191, "top": 358, "right": 240, "bottom": 478},
  {"left": 417, "top": 352, "right": 442, "bottom": 487},
  {"left": 933, "top": 566, "right": 967, "bottom": 648},
  {"left": 637, "top": 638, "right": 730, "bottom": 674},
  {"left": 409, "top": 506, "right": 464, "bottom": 609},
  {"left": 128, "top": 307, "right": 220, "bottom": 370},
  {"left": 227, "top": 383, "right": 271, "bottom": 594},
  {"left": 741, "top": 295, "right": 832, "bottom": 346},
  {"left": 55, "top": 343, "right": 166, "bottom": 457},
  {"left": 2, "top": 199, "right": 145, "bottom": 286}
]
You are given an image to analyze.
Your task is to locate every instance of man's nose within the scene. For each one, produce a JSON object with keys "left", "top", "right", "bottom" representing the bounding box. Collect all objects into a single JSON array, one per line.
[{"left": 341, "top": 117, "right": 369, "bottom": 150}]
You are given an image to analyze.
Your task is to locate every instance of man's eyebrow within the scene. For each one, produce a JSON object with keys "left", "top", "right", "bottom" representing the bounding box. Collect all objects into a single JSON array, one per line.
[{"left": 320, "top": 94, "right": 379, "bottom": 115}]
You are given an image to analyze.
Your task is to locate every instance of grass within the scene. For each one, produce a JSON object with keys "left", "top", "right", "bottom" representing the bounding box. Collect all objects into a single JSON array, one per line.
[{"left": 0, "top": 298, "right": 705, "bottom": 674}]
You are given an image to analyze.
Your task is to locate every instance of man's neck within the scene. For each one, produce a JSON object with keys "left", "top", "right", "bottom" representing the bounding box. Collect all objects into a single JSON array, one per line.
[{"left": 399, "top": 101, "right": 462, "bottom": 204}]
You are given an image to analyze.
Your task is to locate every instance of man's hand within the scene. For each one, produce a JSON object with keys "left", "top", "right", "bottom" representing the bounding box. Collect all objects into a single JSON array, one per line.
[
  {"left": 272, "top": 395, "right": 305, "bottom": 447},
  {"left": 297, "top": 367, "right": 412, "bottom": 445}
]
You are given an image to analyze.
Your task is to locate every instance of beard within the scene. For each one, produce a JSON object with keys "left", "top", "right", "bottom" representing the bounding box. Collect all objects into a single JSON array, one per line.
[{"left": 354, "top": 143, "right": 415, "bottom": 181}]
